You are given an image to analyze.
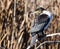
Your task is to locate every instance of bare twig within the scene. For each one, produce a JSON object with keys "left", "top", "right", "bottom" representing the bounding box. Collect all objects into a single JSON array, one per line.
[
  {"left": 27, "top": 33, "right": 60, "bottom": 49},
  {"left": 46, "top": 33, "right": 60, "bottom": 37},
  {"left": 37, "top": 33, "right": 60, "bottom": 42},
  {"left": 36, "top": 41, "right": 60, "bottom": 49}
]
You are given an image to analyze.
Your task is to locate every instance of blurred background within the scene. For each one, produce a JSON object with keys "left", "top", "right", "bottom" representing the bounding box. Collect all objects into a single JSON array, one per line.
[{"left": 0, "top": 0, "right": 60, "bottom": 49}]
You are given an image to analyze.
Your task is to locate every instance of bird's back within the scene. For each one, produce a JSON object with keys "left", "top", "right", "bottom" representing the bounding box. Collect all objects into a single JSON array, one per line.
[{"left": 29, "top": 13, "right": 50, "bottom": 33}]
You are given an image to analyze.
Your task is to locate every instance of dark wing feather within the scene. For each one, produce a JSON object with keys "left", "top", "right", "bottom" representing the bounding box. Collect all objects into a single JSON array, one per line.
[
  {"left": 29, "top": 22, "right": 46, "bottom": 33},
  {"left": 36, "top": 14, "right": 49, "bottom": 24},
  {"left": 29, "top": 14, "right": 49, "bottom": 33}
]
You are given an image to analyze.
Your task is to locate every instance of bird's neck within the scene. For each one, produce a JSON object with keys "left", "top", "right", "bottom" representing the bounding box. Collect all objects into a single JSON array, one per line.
[{"left": 43, "top": 10, "right": 52, "bottom": 17}]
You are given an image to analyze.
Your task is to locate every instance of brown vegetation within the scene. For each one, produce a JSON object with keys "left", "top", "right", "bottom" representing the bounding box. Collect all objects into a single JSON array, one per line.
[{"left": 0, "top": 0, "right": 60, "bottom": 49}]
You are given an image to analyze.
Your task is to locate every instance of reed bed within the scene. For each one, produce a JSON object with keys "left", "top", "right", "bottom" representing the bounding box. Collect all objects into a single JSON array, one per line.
[{"left": 0, "top": 0, "right": 60, "bottom": 49}]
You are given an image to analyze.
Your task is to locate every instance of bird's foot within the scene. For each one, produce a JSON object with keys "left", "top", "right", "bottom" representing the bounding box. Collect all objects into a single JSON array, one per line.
[{"left": 38, "top": 33, "right": 46, "bottom": 41}]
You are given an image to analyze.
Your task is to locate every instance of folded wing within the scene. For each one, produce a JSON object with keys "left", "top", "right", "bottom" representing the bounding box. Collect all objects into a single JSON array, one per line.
[{"left": 29, "top": 14, "right": 50, "bottom": 33}]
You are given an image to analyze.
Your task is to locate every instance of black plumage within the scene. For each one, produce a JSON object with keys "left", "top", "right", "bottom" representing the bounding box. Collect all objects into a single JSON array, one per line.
[
  {"left": 37, "top": 14, "right": 49, "bottom": 24},
  {"left": 29, "top": 14, "right": 50, "bottom": 35},
  {"left": 28, "top": 7, "right": 53, "bottom": 48}
]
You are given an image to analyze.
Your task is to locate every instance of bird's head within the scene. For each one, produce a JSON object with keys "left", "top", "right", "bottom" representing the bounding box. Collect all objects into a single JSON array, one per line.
[
  {"left": 29, "top": 7, "right": 46, "bottom": 15},
  {"left": 35, "top": 7, "right": 46, "bottom": 12},
  {"left": 34, "top": 7, "right": 46, "bottom": 14},
  {"left": 29, "top": 7, "right": 53, "bottom": 19}
]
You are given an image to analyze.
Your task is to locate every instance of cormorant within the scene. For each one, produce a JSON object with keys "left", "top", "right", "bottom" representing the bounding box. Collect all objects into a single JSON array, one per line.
[{"left": 29, "top": 7, "right": 53, "bottom": 48}]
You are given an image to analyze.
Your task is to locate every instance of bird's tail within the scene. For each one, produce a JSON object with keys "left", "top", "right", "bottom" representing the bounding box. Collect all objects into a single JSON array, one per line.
[
  {"left": 27, "top": 34, "right": 37, "bottom": 49},
  {"left": 30, "top": 34, "right": 37, "bottom": 47}
]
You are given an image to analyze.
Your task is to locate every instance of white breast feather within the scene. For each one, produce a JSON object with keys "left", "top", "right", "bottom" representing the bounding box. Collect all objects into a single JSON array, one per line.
[{"left": 43, "top": 10, "right": 53, "bottom": 29}]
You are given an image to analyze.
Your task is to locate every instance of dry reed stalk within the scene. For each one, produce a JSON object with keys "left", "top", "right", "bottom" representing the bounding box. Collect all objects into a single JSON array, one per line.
[
  {"left": 19, "top": 38, "right": 23, "bottom": 49},
  {"left": 0, "top": 0, "right": 5, "bottom": 11},
  {"left": 17, "top": 32, "right": 24, "bottom": 46},
  {"left": 49, "top": 45, "right": 51, "bottom": 49},
  {"left": 34, "top": 43, "right": 37, "bottom": 49},
  {"left": 55, "top": 43, "right": 58, "bottom": 49},
  {"left": 16, "top": 32, "right": 24, "bottom": 49},
  {"left": 14, "top": 0, "right": 16, "bottom": 17},
  {"left": 6, "top": 0, "right": 12, "bottom": 10},
  {"left": 11, "top": 31, "right": 14, "bottom": 49},
  {"left": 36, "top": 41, "right": 60, "bottom": 49},
  {"left": 24, "top": 0, "right": 28, "bottom": 23},
  {"left": 10, "top": 0, "right": 16, "bottom": 49},
  {"left": 18, "top": 32, "right": 24, "bottom": 44},
  {"left": 20, "top": 20, "right": 25, "bottom": 29},
  {"left": 0, "top": 0, "right": 60, "bottom": 49},
  {"left": 0, "top": 33, "right": 7, "bottom": 43},
  {"left": 18, "top": 27, "right": 25, "bottom": 36},
  {"left": 24, "top": 0, "right": 28, "bottom": 13},
  {"left": 43, "top": 44, "right": 46, "bottom": 49},
  {"left": 0, "top": 24, "right": 2, "bottom": 34},
  {"left": 4, "top": 40, "right": 5, "bottom": 48},
  {"left": 7, "top": 40, "right": 10, "bottom": 49},
  {"left": 52, "top": 44, "right": 55, "bottom": 49}
]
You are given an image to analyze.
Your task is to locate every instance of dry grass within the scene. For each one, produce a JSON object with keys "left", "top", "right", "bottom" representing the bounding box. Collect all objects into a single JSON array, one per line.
[{"left": 0, "top": 0, "right": 60, "bottom": 49}]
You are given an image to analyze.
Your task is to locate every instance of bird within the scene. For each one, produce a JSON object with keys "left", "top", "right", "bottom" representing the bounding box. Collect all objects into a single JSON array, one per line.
[{"left": 29, "top": 7, "right": 53, "bottom": 48}]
